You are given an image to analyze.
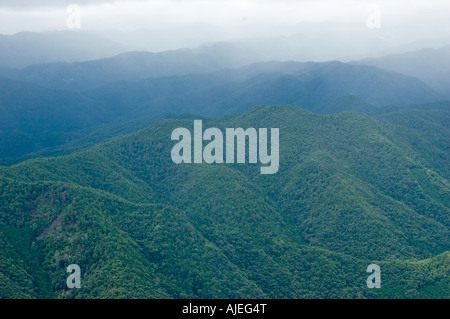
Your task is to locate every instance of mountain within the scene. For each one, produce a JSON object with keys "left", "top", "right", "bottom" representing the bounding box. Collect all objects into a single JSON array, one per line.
[
  {"left": 101, "top": 27, "right": 450, "bottom": 62},
  {"left": 132, "top": 61, "right": 440, "bottom": 116},
  {"left": 0, "top": 61, "right": 442, "bottom": 160},
  {"left": 0, "top": 104, "right": 449, "bottom": 298},
  {"left": 0, "top": 76, "right": 108, "bottom": 159},
  {"left": 355, "top": 45, "right": 450, "bottom": 98},
  {"left": 376, "top": 101, "right": 450, "bottom": 180},
  {"left": 0, "top": 44, "right": 264, "bottom": 91},
  {"left": 0, "top": 31, "right": 127, "bottom": 69}
]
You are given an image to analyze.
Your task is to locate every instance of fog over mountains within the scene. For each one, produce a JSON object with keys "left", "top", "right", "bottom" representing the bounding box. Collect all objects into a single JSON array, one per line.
[
  {"left": 0, "top": 31, "right": 127, "bottom": 68},
  {"left": 2, "top": 28, "right": 450, "bottom": 69},
  {"left": 0, "top": 30, "right": 448, "bottom": 163},
  {"left": 354, "top": 45, "right": 450, "bottom": 98},
  {"left": 0, "top": 0, "right": 449, "bottom": 300},
  {"left": 1, "top": 103, "right": 449, "bottom": 298},
  {"left": 0, "top": 56, "right": 444, "bottom": 160}
]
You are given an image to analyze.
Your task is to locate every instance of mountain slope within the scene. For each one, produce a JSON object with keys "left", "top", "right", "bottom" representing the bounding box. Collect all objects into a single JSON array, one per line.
[
  {"left": 1, "top": 61, "right": 441, "bottom": 160},
  {"left": 1, "top": 104, "right": 448, "bottom": 298}
]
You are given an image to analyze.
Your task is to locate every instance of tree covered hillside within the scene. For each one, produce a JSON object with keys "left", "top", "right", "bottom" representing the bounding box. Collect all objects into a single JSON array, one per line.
[{"left": 0, "top": 104, "right": 449, "bottom": 298}]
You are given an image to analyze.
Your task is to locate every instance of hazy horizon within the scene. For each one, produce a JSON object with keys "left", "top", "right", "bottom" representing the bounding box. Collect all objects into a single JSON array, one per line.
[{"left": 0, "top": 0, "right": 449, "bottom": 56}]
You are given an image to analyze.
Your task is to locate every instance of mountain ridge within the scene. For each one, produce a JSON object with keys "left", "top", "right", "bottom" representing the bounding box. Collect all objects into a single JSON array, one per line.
[{"left": 0, "top": 60, "right": 443, "bottom": 160}]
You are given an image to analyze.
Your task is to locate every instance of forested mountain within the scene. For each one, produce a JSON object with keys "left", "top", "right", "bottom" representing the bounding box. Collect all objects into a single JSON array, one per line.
[
  {"left": 1, "top": 104, "right": 448, "bottom": 298},
  {"left": 0, "top": 61, "right": 441, "bottom": 160}
]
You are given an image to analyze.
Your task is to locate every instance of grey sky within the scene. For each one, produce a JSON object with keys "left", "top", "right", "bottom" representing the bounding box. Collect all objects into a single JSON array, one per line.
[{"left": 0, "top": 0, "right": 449, "bottom": 51}]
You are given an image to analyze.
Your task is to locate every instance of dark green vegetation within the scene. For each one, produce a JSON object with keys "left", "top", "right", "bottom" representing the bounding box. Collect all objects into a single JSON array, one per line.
[
  {"left": 1, "top": 103, "right": 448, "bottom": 298},
  {"left": 0, "top": 60, "right": 442, "bottom": 160}
]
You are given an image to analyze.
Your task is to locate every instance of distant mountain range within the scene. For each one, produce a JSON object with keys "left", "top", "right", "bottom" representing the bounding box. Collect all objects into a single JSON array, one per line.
[
  {"left": 0, "top": 45, "right": 266, "bottom": 91},
  {"left": 0, "top": 31, "right": 127, "bottom": 69},
  {"left": 1, "top": 30, "right": 448, "bottom": 97},
  {"left": 354, "top": 45, "right": 450, "bottom": 98},
  {"left": 2, "top": 28, "right": 450, "bottom": 68},
  {"left": 0, "top": 60, "right": 442, "bottom": 160}
]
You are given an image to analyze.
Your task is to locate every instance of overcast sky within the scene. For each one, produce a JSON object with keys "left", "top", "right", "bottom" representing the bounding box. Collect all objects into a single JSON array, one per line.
[{"left": 0, "top": 0, "right": 449, "bottom": 47}]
